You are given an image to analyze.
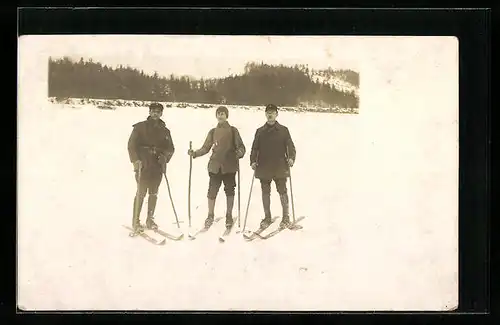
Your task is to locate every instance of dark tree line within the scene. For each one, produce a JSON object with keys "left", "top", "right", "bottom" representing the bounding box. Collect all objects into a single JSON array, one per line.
[{"left": 49, "top": 57, "right": 359, "bottom": 108}]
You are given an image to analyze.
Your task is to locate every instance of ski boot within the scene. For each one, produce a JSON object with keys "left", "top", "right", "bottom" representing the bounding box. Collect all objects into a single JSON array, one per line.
[
  {"left": 205, "top": 214, "right": 215, "bottom": 228},
  {"left": 260, "top": 193, "right": 273, "bottom": 229},
  {"left": 146, "top": 193, "right": 159, "bottom": 230},
  {"left": 260, "top": 216, "right": 272, "bottom": 229},
  {"left": 279, "top": 216, "right": 292, "bottom": 229},
  {"left": 225, "top": 195, "right": 235, "bottom": 229},
  {"left": 205, "top": 198, "right": 216, "bottom": 228},
  {"left": 130, "top": 195, "right": 145, "bottom": 237},
  {"left": 279, "top": 194, "right": 292, "bottom": 229},
  {"left": 225, "top": 214, "right": 234, "bottom": 229},
  {"left": 146, "top": 216, "right": 159, "bottom": 230},
  {"left": 130, "top": 223, "right": 145, "bottom": 237}
]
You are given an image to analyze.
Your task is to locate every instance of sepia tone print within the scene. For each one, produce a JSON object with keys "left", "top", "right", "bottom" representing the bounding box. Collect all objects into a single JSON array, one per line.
[{"left": 18, "top": 35, "right": 457, "bottom": 311}]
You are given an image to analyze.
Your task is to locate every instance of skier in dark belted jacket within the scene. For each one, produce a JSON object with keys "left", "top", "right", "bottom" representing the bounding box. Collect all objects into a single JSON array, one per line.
[
  {"left": 188, "top": 106, "right": 246, "bottom": 229},
  {"left": 250, "top": 104, "right": 296, "bottom": 229},
  {"left": 128, "top": 102, "right": 175, "bottom": 233}
]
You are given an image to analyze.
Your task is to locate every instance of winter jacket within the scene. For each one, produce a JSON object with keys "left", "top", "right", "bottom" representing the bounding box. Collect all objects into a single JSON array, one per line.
[
  {"left": 193, "top": 121, "right": 246, "bottom": 174},
  {"left": 128, "top": 117, "right": 175, "bottom": 173},
  {"left": 250, "top": 121, "right": 296, "bottom": 180}
]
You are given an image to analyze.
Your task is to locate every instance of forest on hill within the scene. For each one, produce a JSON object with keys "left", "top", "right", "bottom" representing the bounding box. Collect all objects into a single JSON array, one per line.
[{"left": 49, "top": 57, "right": 359, "bottom": 108}]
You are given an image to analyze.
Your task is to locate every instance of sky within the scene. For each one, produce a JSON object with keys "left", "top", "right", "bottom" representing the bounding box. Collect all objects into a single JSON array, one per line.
[{"left": 39, "top": 35, "right": 363, "bottom": 79}]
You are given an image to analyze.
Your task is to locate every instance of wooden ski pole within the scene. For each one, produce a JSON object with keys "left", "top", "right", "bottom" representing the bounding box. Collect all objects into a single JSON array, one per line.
[
  {"left": 237, "top": 160, "right": 241, "bottom": 228},
  {"left": 132, "top": 164, "right": 142, "bottom": 231},
  {"left": 241, "top": 170, "right": 255, "bottom": 233},
  {"left": 188, "top": 141, "right": 193, "bottom": 228},
  {"left": 163, "top": 171, "right": 181, "bottom": 229},
  {"left": 289, "top": 168, "right": 296, "bottom": 224},
  {"left": 286, "top": 147, "right": 296, "bottom": 223}
]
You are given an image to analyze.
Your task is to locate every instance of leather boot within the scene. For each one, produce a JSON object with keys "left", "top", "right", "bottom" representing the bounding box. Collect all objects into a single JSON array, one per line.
[
  {"left": 146, "top": 194, "right": 158, "bottom": 229},
  {"left": 260, "top": 193, "right": 272, "bottom": 228},
  {"left": 205, "top": 198, "right": 216, "bottom": 228},
  {"left": 279, "top": 194, "right": 292, "bottom": 229},
  {"left": 225, "top": 196, "right": 235, "bottom": 228},
  {"left": 132, "top": 194, "right": 145, "bottom": 231}
]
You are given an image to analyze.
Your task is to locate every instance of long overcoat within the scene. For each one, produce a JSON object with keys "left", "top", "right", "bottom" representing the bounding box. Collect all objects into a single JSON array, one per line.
[
  {"left": 128, "top": 117, "right": 175, "bottom": 178},
  {"left": 250, "top": 121, "right": 296, "bottom": 180}
]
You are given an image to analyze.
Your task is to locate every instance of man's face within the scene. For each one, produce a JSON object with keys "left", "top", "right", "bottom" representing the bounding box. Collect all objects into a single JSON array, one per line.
[
  {"left": 149, "top": 108, "right": 163, "bottom": 120},
  {"left": 265, "top": 110, "right": 278, "bottom": 123},
  {"left": 216, "top": 111, "right": 228, "bottom": 123}
]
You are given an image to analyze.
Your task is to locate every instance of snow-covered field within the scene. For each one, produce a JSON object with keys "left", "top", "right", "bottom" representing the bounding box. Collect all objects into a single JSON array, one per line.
[
  {"left": 49, "top": 97, "right": 360, "bottom": 115},
  {"left": 17, "top": 35, "right": 460, "bottom": 311},
  {"left": 17, "top": 98, "right": 458, "bottom": 311}
]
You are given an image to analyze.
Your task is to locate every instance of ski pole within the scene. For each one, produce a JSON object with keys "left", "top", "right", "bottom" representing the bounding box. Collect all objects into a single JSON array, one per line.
[
  {"left": 241, "top": 170, "right": 255, "bottom": 233},
  {"left": 188, "top": 141, "right": 193, "bottom": 228},
  {"left": 163, "top": 171, "right": 181, "bottom": 229},
  {"left": 132, "top": 165, "right": 142, "bottom": 228},
  {"left": 237, "top": 160, "right": 241, "bottom": 228},
  {"left": 289, "top": 168, "right": 296, "bottom": 224},
  {"left": 286, "top": 147, "right": 296, "bottom": 223}
]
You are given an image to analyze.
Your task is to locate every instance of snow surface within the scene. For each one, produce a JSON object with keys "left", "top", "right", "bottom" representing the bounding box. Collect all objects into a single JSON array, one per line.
[
  {"left": 49, "top": 96, "right": 360, "bottom": 115},
  {"left": 17, "top": 99, "right": 458, "bottom": 311}
]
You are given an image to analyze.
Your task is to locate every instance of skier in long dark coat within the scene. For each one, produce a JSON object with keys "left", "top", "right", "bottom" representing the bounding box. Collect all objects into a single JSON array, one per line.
[
  {"left": 128, "top": 102, "right": 175, "bottom": 233},
  {"left": 188, "top": 106, "right": 246, "bottom": 229},
  {"left": 250, "top": 104, "right": 296, "bottom": 229}
]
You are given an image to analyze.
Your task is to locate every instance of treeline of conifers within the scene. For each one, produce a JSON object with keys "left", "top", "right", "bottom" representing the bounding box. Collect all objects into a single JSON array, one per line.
[{"left": 49, "top": 57, "right": 359, "bottom": 108}]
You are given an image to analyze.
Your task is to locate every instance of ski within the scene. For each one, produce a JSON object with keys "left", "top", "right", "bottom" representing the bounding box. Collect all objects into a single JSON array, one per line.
[
  {"left": 122, "top": 225, "right": 166, "bottom": 245},
  {"left": 242, "top": 216, "right": 280, "bottom": 242},
  {"left": 188, "top": 217, "right": 223, "bottom": 240},
  {"left": 153, "top": 228, "right": 184, "bottom": 241},
  {"left": 253, "top": 216, "right": 306, "bottom": 240},
  {"left": 218, "top": 216, "right": 239, "bottom": 243}
]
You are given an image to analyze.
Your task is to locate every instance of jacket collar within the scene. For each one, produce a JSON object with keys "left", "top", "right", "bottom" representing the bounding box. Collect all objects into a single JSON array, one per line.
[
  {"left": 217, "top": 121, "right": 231, "bottom": 128},
  {"left": 264, "top": 121, "right": 280, "bottom": 128},
  {"left": 146, "top": 116, "right": 166, "bottom": 126}
]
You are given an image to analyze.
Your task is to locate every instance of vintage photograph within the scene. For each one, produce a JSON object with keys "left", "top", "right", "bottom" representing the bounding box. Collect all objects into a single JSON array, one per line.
[{"left": 18, "top": 35, "right": 457, "bottom": 311}]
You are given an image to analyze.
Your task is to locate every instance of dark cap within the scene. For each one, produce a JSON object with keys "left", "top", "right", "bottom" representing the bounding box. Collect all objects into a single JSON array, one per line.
[
  {"left": 149, "top": 102, "right": 164, "bottom": 111},
  {"left": 265, "top": 104, "right": 278, "bottom": 112},
  {"left": 216, "top": 105, "right": 229, "bottom": 117}
]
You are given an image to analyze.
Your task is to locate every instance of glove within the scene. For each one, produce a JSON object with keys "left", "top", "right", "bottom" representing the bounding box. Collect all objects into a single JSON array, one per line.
[
  {"left": 251, "top": 162, "right": 257, "bottom": 170},
  {"left": 187, "top": 149, "right": 195, "bottom": 157},
  {"left": 158, "top": 154, "right": 168, "bottom": 165},
  {"left": 287, "top": 158, "right": 294, "bottom": 167},
  {"left": 133, "top": 160, "right": 142, "bottom": 171},
  {"left": 236, "top": 148, "right": 244, "bottom": 159}
]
